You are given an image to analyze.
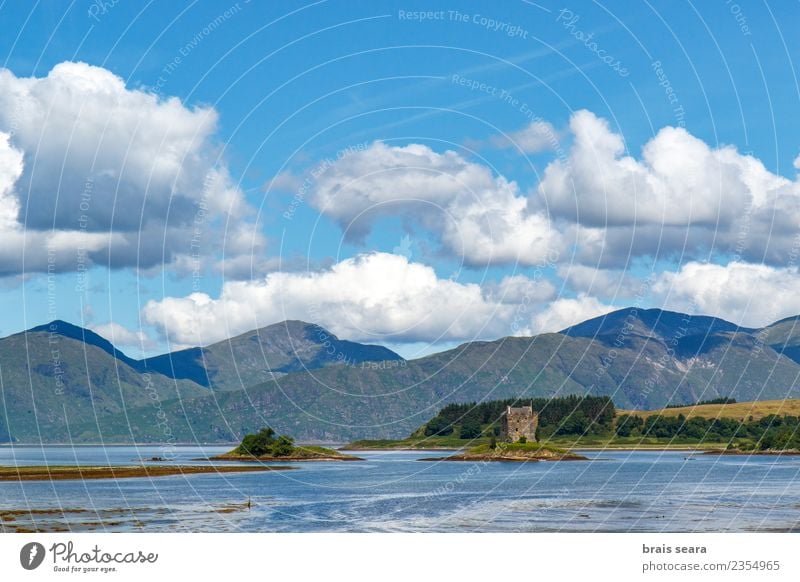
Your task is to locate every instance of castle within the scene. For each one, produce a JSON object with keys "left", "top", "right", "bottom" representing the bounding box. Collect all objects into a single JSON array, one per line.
[{"left": 500, "top": 405, "right": 538, "bottom": 442}]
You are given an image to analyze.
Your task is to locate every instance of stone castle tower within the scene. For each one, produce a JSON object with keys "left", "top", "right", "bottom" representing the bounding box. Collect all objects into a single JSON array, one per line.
[{"left": 500, "top": 405, "right": 538, "bottom": 443}]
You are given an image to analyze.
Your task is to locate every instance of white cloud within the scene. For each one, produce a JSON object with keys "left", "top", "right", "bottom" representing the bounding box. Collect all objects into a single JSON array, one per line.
[
  {"left": 308, "top": 141, "right": 563, "bottom": 266},
  {"left": 143, "top": 252, "right": 563, "bottom": 346},
  {"left": 485, "top": 274, "right": 556, "bottom": 304},
  {"left": 91, "top": 321, "right": 157, "bottom": 354},
  {"left": 491, "top": 120, "right": 560, "bottom": 153},
  {"left": 531, "top": 294, "right": 614, "bottom": 334},
  {"left": 556, "top": 263, "right": 632, "bottom": 297},
  {"left": 294, "top": 117, "right": 800, "bottom": 273},
  {"left": 537, "top": 110, "right": 800, "bottom": 266},
  {"left": 653, "top": 261, "right": 800, "bottom": 328},
  {"left": 0, "top": 132, "right": 23, "bottom": 230},
  {"left": 0, "top": 61, "right": 257, "bottom": 275},
  {"left": 540, "top": 110, "right": 738, "bottom": 225}
]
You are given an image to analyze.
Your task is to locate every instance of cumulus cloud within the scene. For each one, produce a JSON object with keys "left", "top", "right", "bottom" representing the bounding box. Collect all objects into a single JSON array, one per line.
[
  {"left": 540, "top": 110, "right": 741, "bottom": 225},
  {"left": 0, "top": 61, "right": 256, "bottom": 276},
  {"left": 307, "top": 141, "right": 563, "bottom": 267},
  {"left": 537, "top": 110, "right": 800, "bottom": 266},
  {"left": 531, "top": 295, "right": 615, "bottom": 334},
  {"left": 0, "top": 132, "right": 23, "bottom": 229},
  {"left": 654, "top": 261, "right": 800, "bottom": 328},
  {"left": 143, "top": 252, "right": 564, "bottom": 346}
]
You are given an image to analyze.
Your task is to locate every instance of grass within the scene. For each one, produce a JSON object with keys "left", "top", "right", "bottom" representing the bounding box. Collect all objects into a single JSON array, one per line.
[
  {"left": 426, "top": 440, "right": 588, "bottom": 461},
  {"left": 618, "top": 399, "right": 800, "bottom": 422},
  {"left": 468, "top": 441, "right": 552, "bottom": 454},
  {"left": 343, "top": 436, "right": 491, "bottom": 450},
  {"left": 544, "top": 435, "right": 731, "bottom": 450},
  {"left": 213, "top": 444, "right": 361, "bottom": 461},
  {"left": 0, "top": 464, "right": 293, "bottom": 482}
]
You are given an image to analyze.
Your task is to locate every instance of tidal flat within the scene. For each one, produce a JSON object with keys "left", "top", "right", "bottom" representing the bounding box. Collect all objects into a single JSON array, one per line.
[{"left": 0, "top": 464, "right": 292, "bottom": 481}]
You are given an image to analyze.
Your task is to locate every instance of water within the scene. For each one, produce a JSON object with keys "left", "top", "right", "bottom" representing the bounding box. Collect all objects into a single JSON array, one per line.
[{"left": 2, "top": 445, "right": 800, "bottom": 532}]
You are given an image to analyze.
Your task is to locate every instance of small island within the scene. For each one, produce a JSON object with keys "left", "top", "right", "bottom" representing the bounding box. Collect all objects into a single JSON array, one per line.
[
  {"left": 424, "top": 441, "right": 588, "bottom": 462},
  {"left": 419, "top": 405, "right": 588, "bottom": 462},
  {"left": 211, "top": 427, "right": 362, "bottom": 462}
]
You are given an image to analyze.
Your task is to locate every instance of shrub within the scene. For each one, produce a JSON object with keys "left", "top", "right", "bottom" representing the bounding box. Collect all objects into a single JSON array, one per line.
[{"left": 271, "top": 435, "right": 295, "bottom": 456}]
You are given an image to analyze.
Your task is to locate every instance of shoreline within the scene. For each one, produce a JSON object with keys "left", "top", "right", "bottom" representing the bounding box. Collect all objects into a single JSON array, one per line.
[
  {"left": 205, "top": 456, "right": 363, "bottom": 462},
  {"left": 421, "top": 454, "right": 588, "bottom": 462},
  {"left": 340, "top": 443, "right": 728, "bottom": 454},
  {"left": 0, "top": 464, "right": 294, "bottom": 482},
  {"left": 342, "top": 446, "right": 461, "bottom": 452},
  {"left": 701, "top": 449, "right": 800, "bottom": 456},
  {"left": 209, "top": 452, "right": 363, "bottom": 462}
]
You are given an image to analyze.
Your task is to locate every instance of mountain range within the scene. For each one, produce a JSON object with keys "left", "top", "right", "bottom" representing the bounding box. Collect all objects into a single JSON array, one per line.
[{"left": 1, "top": 308, "right": 799, "bottom": 443}]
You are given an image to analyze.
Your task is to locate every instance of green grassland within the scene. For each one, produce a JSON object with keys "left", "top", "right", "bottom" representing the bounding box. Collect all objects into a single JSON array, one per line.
[{"left": 619, "top": 398, "right": 800, "bottom": 421}]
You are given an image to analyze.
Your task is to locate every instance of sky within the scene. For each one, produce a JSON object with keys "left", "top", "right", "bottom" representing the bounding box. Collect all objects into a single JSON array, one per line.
[{"left": 0, "top": 0, "right": 799, "bottom": 359}]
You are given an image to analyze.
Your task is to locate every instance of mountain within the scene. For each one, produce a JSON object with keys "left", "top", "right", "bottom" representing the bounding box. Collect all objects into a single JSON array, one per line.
[
  {"left": 68, "top": 310, "right": 800, "bottom": 442},
  {"left": 560, "top": 308, "right": 749, "bottom": 341},
  {"left": 0, "top": 322, "right": 208, "bottom": 443},
  {"left": 0, "top": 319, "right": 402, "bottom": 442},
  {"left": 4, "top": 309, "right": 800, "bottom": 443},
  {"left": 139, "top": 320, "right": 403, "bottom": 390},
  {"left": 754, "top": 315, "right": 800, "bottom": 365}
]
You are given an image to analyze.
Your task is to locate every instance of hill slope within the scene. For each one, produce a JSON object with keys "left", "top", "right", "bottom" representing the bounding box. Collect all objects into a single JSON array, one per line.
[
  {"left": 77, "top": 313, "right": 800, "bottom": 442},
  {"left": 0, "top": 323, "right": 208, "bottom": 442},
  {"left": 0, "top": 320, "right": 402, "bottom": 442},
  {"left": 6, "top": 308, "right": 800, "bottom": 442},
  {"left": 139, "top": 320, "right": 403, "bottom": 390}
]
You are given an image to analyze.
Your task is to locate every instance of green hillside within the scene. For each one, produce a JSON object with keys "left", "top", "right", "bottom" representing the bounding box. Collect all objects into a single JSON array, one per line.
[
  {"left": 5, "top": 308, "right": 800, "bottom": 443},
  {"left": 139, "top": 320, "right": 403, "bottom": 390},
  {"left": 0, "top": 326, "right": 207, "bottom": 442}
]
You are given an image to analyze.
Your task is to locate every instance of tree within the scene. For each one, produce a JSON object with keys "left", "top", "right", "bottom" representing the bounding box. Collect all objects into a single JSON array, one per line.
[
  {"left": 615, "top": 414, "right": 643, "bottom": 437},
  {"left": 237, "top": 426, "right": 277, "bottom": 456},
  {"left": 425, "top": 416, "right": 454, "bottom": 436},
  {"left": 271, "top": 435, "right": 295, "bottom": 456},
  {"left": 556, "top": 410, "right": 589, "bottom": 435},
  {"left": 459, "top": 418, "right": 482, "bottom": 440}
]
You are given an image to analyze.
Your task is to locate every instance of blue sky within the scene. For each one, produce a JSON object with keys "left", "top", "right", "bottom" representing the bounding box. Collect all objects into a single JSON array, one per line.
[{"left": 0, "top": 1, "right": 798, "bottom": 358}]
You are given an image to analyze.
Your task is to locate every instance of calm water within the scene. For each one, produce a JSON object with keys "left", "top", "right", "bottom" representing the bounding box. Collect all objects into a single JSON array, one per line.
[{"left": 1, "top": 445, "right": 800, "bottom": 532}]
